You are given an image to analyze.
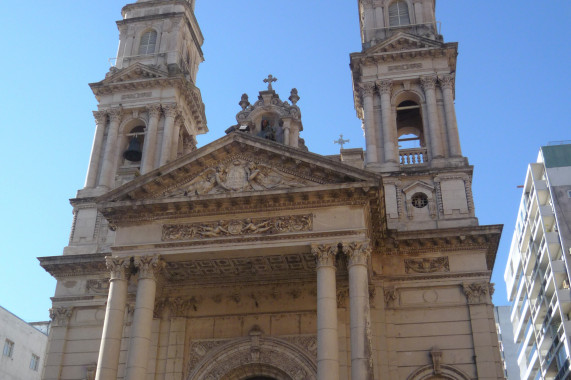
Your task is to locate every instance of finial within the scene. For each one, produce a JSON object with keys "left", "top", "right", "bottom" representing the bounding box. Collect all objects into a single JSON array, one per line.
[
  {"left": 239, "top": 93, "right": 250, "bottom": 110},
  {"left": 334, "top": 134, "right": 350, "bottom": 150},
  {"left": 289, "top": 88, "right": 300, "bottom": 105},
  {"left": 263, "top": 74, "right": 277, "bottom": 91}
]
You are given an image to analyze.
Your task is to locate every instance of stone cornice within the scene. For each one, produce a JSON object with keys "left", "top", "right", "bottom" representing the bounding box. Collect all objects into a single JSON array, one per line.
[
  {"left": 379, "top": 224, "right": 503, "bottom": 271},
  {"left": 381, "top": 270, "right": 492, "bottom": 283},
  {"left": 39, "top": 253, "right": 107, "bottom": 278},
  {"left": 90, "top": 74, "right": 206, "bottom": 132}
]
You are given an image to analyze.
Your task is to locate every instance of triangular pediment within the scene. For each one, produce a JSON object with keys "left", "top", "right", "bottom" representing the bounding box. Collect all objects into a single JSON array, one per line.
[
  {"left": 95, "top": 63, "right": 167, "bottom": 86},
  {"left": 364, "top": 33, "right": 445, "bottom": 56},
  {"left": 98, "top": 133, "right": 381, "bottom": 205}
]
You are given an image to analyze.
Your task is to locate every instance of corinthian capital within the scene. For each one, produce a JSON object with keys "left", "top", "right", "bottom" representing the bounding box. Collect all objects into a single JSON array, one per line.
[
  {"left": 439, "top": 74, "right": 455, "bottom": 90},
  {"left": 376, "top": 79, "right": 393, "bottom": 95},
  {"left": 358, "top": 82, "right": 376, "bottom": 98},
  {"left": 420, "top": 75, "right": 437, "bottom": 91},
  {"left": 162, "top": 104, "right": 179, "bottom": 118},
  {"left": 343, "top": 241, "right": 371, "bottom": 267},
  {"left": 134, "top": 255, "right": 165, "bottom": 280},
  {"left": 311, "top": 243, "right": 338, "bottom": 268},
  {"left": 93, "top": 110, "right": 107, "bottom": 125},
  {"left": 105, "top": 256, "right": 130, "bottom": 280},
  {"left": 49, "top": 306, "right": 73, "bottom": 327},
  {"left": 146, "top": 104, "right": 162, "bottom": 118},
  {"left": 107, "top": 107, "right": 123, "bottom": 123}
]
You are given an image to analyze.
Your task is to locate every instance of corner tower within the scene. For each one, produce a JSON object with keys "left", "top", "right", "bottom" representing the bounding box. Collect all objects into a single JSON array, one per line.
[
  {"left": 352, "top": 0, "right": 472, "bottom": 231},
  {"left": 67, "top": 0, "right": 207, "bottom": 256}
]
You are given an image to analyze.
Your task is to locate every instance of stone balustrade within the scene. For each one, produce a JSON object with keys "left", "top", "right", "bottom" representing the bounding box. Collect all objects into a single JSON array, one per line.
[{"left": 399, "top": 148, "right": 428, "bottom": 166}]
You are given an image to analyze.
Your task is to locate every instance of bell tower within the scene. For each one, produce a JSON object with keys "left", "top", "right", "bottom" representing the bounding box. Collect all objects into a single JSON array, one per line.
[
  {"left": 67, "top": 0, "right": 207, "bottom": 255},
  {"left": 351, "top": 0, "right": 474, "bottom": 230}
]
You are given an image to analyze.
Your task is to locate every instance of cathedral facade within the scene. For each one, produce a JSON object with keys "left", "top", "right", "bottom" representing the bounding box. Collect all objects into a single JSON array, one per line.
[{"left": 40, "top": 1, "right": 504, "bottom": 379}]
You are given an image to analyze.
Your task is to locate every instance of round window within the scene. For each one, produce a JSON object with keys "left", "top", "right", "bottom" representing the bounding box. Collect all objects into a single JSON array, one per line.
[{"left": 411, "top": 192, "right": 428, "bottom": 208}]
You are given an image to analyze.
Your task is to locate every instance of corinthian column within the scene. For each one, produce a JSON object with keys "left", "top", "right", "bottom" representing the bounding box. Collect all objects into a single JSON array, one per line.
[
  {"left": 359, "top": 83, "right": 378, "bottom": 166},
  {"left": 159, "top": 104, "right": 178, "bottom": 166},
  {"left": 98, "top": 108, "right": 123, "bottom": 188},
  {"left": 95, "top": 257, "right": 130, "bottom": 380},
  {"left": 85, "top": 111, "right": 107, "bottom": 188},
  {"left": 141, "top": 104, "right": 161, "bottom": 174},
  {"left": 420, "top": 75, "right": 444, "bottom": 159},
  {"left": 344, "top": 241, "right": 372, "bottom": 380},
  {"left": 125, "top": 255, "right": 165, "bottom": 380},
  {"left": 439, "top": 75, "right": 462, "bottom": 157},
  {"left": 377, "top": 79, "right": 397, "bottom": 164},
  {"left": 312, "top": 244, "right": 340, "bottom": 380}
]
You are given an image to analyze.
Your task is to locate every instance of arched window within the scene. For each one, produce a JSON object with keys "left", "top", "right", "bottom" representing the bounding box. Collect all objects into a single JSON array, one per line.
[
  {"left": 388, "top": 1, "right": 411, "bottom": 27},
  {"left": 138, "top": 30, "right": 157, "bottom": 55}
]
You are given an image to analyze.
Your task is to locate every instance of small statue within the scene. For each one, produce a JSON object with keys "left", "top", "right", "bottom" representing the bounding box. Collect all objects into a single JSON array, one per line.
[{"left": 258, "top": 119, "right": 276, "bottom": 141}]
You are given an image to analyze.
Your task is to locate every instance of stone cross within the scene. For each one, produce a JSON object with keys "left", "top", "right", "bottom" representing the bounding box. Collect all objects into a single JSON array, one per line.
[
  {"left": 334, "top": 134, "right": 350, "bottom": 150},
  {"left": 263, "top": 74, "right": 277, "bottom": 91}
]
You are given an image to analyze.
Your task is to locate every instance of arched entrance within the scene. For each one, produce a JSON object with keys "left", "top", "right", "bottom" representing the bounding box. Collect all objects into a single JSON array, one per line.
[{"left": 186, "top": 335, "right": 316, "bottom": 380}]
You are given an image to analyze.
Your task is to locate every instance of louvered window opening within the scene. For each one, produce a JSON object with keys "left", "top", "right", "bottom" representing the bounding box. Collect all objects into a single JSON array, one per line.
[
  {"left": 389, "top": 1, "right": 411, "bottom": 26},
  {"left": 138, "top": 31, "right": 157, "bottom": 55}
]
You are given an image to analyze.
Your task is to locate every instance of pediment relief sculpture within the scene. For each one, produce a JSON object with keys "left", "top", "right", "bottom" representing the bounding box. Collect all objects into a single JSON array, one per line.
[{"left": 167, "top": 158, "right": 316, "bottom": 197}]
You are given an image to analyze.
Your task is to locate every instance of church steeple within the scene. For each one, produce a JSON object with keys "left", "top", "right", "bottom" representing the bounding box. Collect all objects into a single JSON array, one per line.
[
  {"left": 351, "top": 0, "right": 474, "bottom": 230},
  {"left": 84, "top": 0, "right": 207, "bottom": 193},
  {"left": 67, "top": 0, "right": 207, "bottom": 256}
]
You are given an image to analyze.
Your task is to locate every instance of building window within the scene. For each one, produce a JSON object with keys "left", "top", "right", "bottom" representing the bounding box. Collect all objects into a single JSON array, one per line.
[
  {"left": 3, "top": 339, "right": 14, "bottom": 358},
  {"left": 411, "top": 192, "right": 428, "bottom": 208},
  {"left": 388, "top": 1, "right": 411, "bottom": 27},
  {"left": 138, "top": 30, "right": 158, "bottom": 55},
  {"left": 567, "top": 190, "right": 571, "bottom": 198},
  {"left": 30, "top": 354, "right": 40, "bottom": 371}
]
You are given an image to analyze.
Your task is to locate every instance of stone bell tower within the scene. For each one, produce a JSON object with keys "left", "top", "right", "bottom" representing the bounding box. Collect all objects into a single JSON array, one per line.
[
  {"left": 66, "top": 0, "right": 207, "bottom": 255},
  {"left": 351, "top": 0, "right": 473, "bottom": 231}
]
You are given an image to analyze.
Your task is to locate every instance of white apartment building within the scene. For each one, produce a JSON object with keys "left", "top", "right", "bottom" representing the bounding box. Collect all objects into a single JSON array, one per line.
[
  {"left": 0, "top": 306, "right": 50, "bottom": 380},
  {"left": 505, "top": 143, "right": 571, "bottom": 380}
]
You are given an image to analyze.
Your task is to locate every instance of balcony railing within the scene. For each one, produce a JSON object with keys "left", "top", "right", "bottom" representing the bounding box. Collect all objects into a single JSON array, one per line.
[{"left": 399, "top": 148, "right": 427, "bottom": 166}]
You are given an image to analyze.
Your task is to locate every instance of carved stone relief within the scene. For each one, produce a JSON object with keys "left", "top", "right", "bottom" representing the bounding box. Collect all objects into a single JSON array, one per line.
[
  {"left": 86, "top": 279, "right": 110, "bottom": 294},
  {"left": 462, "top": 282, "right": 490, "bottom": 304},
  {"left": 168, "top": 158, "right": 314, "bottom": 196},
  {"left": 404, "top": 257, "right": 449, "bottom": 274},
  {"left": 162, "top": 214, "right": 312, "bottom": 241}
]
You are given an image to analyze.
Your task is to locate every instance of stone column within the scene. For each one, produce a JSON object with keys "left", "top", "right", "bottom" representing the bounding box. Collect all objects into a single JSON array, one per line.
[
  {"left": 359, "top": 83, "right": 378, "bottom": 166},
  {"left": 85, "top": 111, "right": 107, "bottom": 188},
  {"left": 141, "top": 104, "right": 161, "bottom": 174},
  {"left": 95, "top": 257, "right": 130, "bottom": 380},
  {"left": 344, "top": 241, "right": 373, "bottom": 380},
  {"left": 125, "top": 255, "right": 164, "bottom": 380},
  {"left": 159, "top": 104, "right": 178, "bottom": 166},
  {"left": 312, "top": 244, "right": 340, "bottom": 380},
  {"left": 440, "top": 75, "right": 462, "bottom": 157},
  {"left": 98, "top": 108, "right": 123, "bottom": 188},
  {"left": 420, "top": 75, "right": 444, "bottom": 159},
  {"left": 377, "top": 79, "right": 398, "bottom": 164}
]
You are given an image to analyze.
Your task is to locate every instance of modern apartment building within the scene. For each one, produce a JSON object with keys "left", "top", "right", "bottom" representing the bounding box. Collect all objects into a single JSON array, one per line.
[
  {"left": 0, "top": 306, "right": 50, "bottom": 380},
  {"left": 504, "top": 143, "right": 571, "bottom": 380}
]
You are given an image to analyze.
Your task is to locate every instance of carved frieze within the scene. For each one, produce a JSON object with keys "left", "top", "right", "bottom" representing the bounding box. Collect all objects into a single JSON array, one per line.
[
  {"left": 86, "top": 279, "right": 110, "bottom": 294},
  {"left": 404, "top": 257, "right": 450, "bottom": 274},
  {"left": 162, "top": 214, "right": 312, "bottom": 241}
]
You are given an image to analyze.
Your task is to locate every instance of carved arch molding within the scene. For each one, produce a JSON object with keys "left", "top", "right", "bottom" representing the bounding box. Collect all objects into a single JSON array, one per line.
[
  {"left": 186, "top": 336, "right": 317, "bottom": 380},
  {"left": 406, "top": 364, "right": 471, "bottom": 380}
]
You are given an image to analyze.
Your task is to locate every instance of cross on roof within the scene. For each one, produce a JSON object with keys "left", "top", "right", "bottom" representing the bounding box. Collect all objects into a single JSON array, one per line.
[
  {"left": 334, "top": 134, "right": 350, "bottom": 150},
  {"left": 263, "top": 74, "right": 277, "bottom": 91}
]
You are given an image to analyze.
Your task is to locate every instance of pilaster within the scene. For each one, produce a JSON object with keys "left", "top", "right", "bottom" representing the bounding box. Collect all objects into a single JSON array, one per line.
[
  {"left": 420, "top": 75, "right": 444, "bottom": 160},
  {"left": 85, "top": 111, "right": 108, "bottom": 188},
  {"left": 359, "top": 83, "right": 379, "bottom": 167}
]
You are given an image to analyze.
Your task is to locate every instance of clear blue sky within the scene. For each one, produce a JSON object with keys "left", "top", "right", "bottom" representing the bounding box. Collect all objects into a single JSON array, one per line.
[{"left": 0, "top": 1, "right": 569, "bottom": 322}]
